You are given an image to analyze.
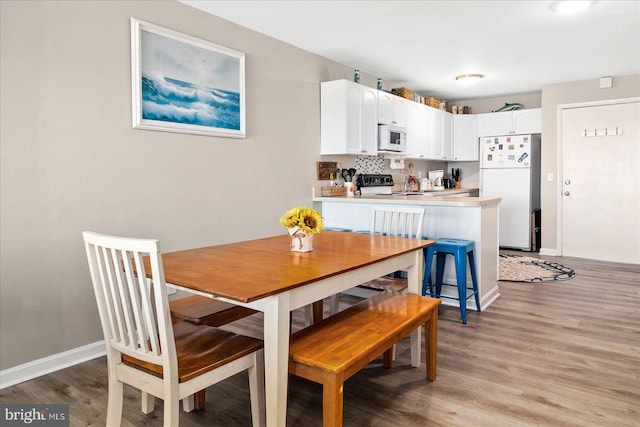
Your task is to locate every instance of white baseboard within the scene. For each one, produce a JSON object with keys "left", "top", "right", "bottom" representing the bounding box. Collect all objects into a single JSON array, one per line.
[
  {"left": 0, "top": 341, "right": 106, "bottom": 389},
  {"left": 539, "top": 248, "right": 558, "bottom": 256}
]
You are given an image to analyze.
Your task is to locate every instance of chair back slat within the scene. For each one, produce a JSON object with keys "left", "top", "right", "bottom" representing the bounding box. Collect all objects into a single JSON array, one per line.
[
  {"left": 113, "top": 247, "right": 139, "bottom": 348},
  {"left": 83, "top": 232, "right": 171, "bottom": 366},
  {"left": 371, "top": 207, "right": 425, "bottom": 239}
]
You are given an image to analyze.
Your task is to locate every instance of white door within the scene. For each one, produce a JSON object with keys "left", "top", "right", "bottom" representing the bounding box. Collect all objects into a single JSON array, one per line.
[{"left": 561, "top": 101, "right": 640, "bottom": 263}]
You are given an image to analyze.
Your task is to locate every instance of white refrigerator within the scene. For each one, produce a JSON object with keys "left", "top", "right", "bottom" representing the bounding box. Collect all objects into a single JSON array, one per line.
[{"left": 480, "top": 134, "right": 541, "bottom": 250}]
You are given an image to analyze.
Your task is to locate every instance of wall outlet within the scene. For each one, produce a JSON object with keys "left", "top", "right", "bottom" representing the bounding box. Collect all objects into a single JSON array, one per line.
[{"left": 547, "top": 172, "right": 554, "bottom": 182}]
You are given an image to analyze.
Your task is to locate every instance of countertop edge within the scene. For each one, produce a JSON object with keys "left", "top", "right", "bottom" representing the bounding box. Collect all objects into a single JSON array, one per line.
[{"left": 313, "top": 195, "right": 501, "bottom": 207}]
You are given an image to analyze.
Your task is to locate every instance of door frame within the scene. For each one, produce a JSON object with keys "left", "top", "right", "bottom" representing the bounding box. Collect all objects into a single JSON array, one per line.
[{"left": 556, "top": 97, "right": 640, "bottom": 256}]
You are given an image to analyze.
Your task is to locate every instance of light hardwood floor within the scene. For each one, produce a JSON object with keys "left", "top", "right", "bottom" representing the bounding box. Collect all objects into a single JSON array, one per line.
[{"left": 1, "top": 253, "right": 638, "bottom": 426}]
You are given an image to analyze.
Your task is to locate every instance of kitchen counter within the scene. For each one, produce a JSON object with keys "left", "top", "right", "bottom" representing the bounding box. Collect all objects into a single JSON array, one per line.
[
  {"left": 312, "top": 188, "right": 499, "bottom": 207},
  {"left": 312, "top": 190, "right": 501, "bottom": 311}
]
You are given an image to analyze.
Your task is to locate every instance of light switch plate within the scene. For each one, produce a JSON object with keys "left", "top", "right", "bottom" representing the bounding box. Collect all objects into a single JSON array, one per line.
[{"left": 600, "top": 76, "right": 613, "bottom": 89}]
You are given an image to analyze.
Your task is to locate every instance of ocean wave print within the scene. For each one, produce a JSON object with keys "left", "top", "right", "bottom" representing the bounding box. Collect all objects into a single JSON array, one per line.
[{"left": 141, "top": 72, "right": 240, "bottom": 130}]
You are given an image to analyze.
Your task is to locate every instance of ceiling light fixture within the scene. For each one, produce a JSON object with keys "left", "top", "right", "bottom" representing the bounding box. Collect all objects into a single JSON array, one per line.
[
  {"left": 456, "top": 74, "right": 484, "bottom": 86},
  {"left": 551, "top": 1, "right": 593, "bottom": 14}
]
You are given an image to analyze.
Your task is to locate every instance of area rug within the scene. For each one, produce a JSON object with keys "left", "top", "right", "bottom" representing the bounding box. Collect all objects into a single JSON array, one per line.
[{"left": 499, "top": 253, "right": 576, "bottom": 283}]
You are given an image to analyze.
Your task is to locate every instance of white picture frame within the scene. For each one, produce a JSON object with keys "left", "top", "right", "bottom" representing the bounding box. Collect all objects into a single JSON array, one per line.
[{"left": 131, "top": 18, "right": 245, "bottom": 138}]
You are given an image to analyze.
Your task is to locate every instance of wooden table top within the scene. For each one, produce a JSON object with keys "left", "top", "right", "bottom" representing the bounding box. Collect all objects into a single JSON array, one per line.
[{"left": 156, "top": 231, "right": 432, "bottom": 303}]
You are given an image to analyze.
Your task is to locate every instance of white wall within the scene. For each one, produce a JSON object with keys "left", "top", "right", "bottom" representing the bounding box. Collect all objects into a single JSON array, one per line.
[{"left": 0, "top": 0, "right": 359, "bottom": 370}]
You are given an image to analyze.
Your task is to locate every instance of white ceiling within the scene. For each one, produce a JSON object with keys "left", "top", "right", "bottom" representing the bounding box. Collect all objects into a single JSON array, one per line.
[{"left": 181, "top": 0, "right": 640, "bottom": 100}]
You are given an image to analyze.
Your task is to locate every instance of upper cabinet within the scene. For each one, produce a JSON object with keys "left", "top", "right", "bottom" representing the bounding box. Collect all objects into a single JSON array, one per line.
[
  {"left": 476, "top": 108, "right": 541, "bottom": 136},
  {"left": 405, "top": 101, "right": 431, "bottom": 159},
  {"left": 321, "top": 80, "right": 539, "bottom": 160},
  {"left": 320, "top": 80, "right": 378, "bottom": 155},
  {"left": 452, "top": 114, "right": 478, "bottom": 161},
  {"left": 512, "top": 109, "right": 542, "bottom": 134},
  {"left": 430, "top": 108, "right": 453, "bottom": 161},
  {"left": 377, "top": 91, "right": 407, "bottom": 128}
]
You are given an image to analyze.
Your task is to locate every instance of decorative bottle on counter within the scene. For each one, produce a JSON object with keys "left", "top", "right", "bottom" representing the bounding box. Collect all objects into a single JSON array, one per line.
[
  {"left": 377, "top": 78, "right": 383, "bottom": 90},
  {"left": 354, "top": 69, "right": 360, "bottom": 83}
]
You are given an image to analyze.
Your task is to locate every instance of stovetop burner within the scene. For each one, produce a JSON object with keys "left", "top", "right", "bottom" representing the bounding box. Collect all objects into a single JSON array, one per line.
[
  {"left": 356, "top": 174, "right": 394, "bottom": 195},
  {"left": 357, "top": 174, "right": 394, "bottom": 187}
]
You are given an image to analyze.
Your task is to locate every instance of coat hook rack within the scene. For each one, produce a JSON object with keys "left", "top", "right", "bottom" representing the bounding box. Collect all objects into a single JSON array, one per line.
[{"left": 580, "top": 127, "right": 623, "bottom": 137}]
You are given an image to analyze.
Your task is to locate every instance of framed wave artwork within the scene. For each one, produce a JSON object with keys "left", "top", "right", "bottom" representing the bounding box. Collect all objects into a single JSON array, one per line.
[{"left": 131, "top": 18, "right": 245, "bottom": 138}]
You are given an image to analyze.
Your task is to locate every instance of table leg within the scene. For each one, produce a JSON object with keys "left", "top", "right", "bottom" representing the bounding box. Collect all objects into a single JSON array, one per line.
[
  {"left": 262, "top": 293, "right": 291, "bottom": 427},
  {"left": 407, "top": 248, "right": 423, "bottom": 367}
]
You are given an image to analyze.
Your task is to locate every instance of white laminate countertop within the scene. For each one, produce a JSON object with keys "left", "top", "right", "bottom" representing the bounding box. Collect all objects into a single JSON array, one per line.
[{"left": 313, "top": 188, "right": 501, "bottom": 207}]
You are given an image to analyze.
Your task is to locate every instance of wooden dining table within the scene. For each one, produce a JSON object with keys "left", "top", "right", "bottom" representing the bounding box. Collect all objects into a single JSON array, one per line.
[{"left": 154, "top": 230, "right": 433, "bottom": 426}]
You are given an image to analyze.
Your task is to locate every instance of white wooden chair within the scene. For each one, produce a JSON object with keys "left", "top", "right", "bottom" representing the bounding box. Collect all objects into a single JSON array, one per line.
[
  {"left": 82, "top": 231, "right": 265, "bottom": 427},
  {"left": 329, "top": 206, "right": 426, "bottom": 314}
]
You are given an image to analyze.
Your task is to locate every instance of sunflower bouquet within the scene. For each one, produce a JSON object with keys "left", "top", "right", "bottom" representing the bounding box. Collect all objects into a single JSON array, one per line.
[{"left": 279, "top": 206, "right": 324, "bottom": 234}]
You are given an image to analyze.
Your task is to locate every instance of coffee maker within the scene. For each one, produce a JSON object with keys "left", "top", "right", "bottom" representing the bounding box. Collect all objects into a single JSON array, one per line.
[{"left": 428, "top": 170, "right": 444, "bottom": 191}]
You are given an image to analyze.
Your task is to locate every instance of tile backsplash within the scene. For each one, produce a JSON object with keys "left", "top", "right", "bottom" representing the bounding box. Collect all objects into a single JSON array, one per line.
[{"left": 354, "top": 156, "right": 385, "bottom": 174}]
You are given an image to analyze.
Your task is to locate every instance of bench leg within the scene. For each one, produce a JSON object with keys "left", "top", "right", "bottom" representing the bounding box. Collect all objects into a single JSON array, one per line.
[
  {"left": 425, "top": 312, "right": 438, "bottom": 381},
  {"left": 323, "top": 372, "right": 344, "bottom": 427},
  {"left": 313, "top": 300, "right": 324, "bottom": 323}
]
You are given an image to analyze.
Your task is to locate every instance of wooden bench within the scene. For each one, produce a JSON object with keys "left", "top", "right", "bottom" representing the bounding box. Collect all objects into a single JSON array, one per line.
[
  {"left": 288, "top": 291, "right": 440, "bottom": 427},
  {"left": 170, "top": 295, "right": 257, "bottom": 327}
]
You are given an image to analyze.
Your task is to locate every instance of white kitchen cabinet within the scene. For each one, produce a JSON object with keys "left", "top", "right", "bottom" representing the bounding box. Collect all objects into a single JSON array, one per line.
[
  {"left": 377, "top": 91, "right": 407, "bottom": 128},
  {"left": 405, "top": 101, "right": 431, "bottom": 159},
  {"left": 452, "top": 114, "right": 478, "bottom": 161},
  {"left": 477, "top": 108, "right": 541, "bottom": 136},
  {"left": 320, "top": 80, "right": 378, "bottom": 155},
  {"left": 430, "top": 107, "right": 453, "bottom": 160},
  {"left": 512, "top": 109, "right": 542, "bottom": 134}
]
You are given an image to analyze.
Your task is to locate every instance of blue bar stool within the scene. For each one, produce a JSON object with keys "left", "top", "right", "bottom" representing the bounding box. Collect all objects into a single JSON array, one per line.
[
  {"left": 422, "top": 238, "right": 481, "bottom": 324},
  {"left": 324, "top": 227, "right": 353, "bottom": 232}
]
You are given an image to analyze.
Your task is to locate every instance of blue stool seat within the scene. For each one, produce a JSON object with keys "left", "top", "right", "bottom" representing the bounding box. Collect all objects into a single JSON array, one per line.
[
  {"left": 324, "top": 227, "right": 353, "bottom": 232},
  {"left": 422, "top": 238, "right": 480, "bottom": 324}
]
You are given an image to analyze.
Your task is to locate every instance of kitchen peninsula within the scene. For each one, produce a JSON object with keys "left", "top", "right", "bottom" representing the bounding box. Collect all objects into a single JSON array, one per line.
[{"left": 312, "top": 192, "right": 502, "bottom": 311}]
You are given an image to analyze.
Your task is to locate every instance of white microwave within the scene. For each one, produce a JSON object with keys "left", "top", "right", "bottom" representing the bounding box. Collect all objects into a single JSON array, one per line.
[{"left": 378, "top": 124, "right": 407, "bottom": 152}]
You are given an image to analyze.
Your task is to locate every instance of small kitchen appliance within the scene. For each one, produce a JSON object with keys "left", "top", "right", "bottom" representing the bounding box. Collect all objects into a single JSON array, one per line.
[
  {"left": 356, "top": 173, "right": 394, "bottom": 195},
  {"left": 378, "top": 124, "right": 407, "bottom": 152},
  {"left": 428, "top": 170, "right": 444, "bottom": 181},
  {"left": 429, "top": 170, "right": 445, "bottom": 191}
]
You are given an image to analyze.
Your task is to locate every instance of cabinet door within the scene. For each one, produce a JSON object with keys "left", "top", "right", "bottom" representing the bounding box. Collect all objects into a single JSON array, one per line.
[
  {"left": 321, "top": 80, "right": 348, "bottom": 155},
  {"left": 513, "top": 108, "right": 541, "bottom": 134},
  {"left": 377, "top": 91, "right": 407, "bottom": 127},
  {"left": 392, "top": 96, "right": 408, "bottom": 127},
  {"left": 405, "top": 102, "right": 428, "bottom": 158},
  {"left": 477, "top": 111, "right": 513, "bottom": 136},
  {"left": 360, "top": 87, "right": 379, "bottom": 154},
  {"left": 345, "top": 83, "right": 363, "bottom": 154},
  {"left": 442, "top": 111, "right": 453, "bottom": 160},
  {"left": 377, "top": 91, "right": 394, "bottom": 125},
  {"left": 430, "top": 108, "right": 452, "bottom": 160},
  {"left": 453, "top": 114, "right": 478, "bottom": 161}
]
